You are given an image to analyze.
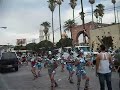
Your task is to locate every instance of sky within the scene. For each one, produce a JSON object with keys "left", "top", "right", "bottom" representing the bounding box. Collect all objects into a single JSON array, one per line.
[{"left": 0, "top": 0, "right": 120, "bottom": 45}]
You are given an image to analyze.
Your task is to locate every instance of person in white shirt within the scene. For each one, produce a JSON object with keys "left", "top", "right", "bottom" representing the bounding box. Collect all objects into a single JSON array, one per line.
[{"left": 96, "top": 45, "right": 113, "bottom": 90}]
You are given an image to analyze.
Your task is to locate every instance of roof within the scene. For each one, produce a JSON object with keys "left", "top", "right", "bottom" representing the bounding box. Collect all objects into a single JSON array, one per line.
[{"left": 73, "top": 21, "right": 110, "bottom": 31}]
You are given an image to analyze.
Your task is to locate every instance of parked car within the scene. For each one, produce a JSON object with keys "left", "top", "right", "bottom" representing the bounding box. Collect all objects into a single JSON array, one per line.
[{"left": 0, "top": 52, "right": 19, "bottom": 72}]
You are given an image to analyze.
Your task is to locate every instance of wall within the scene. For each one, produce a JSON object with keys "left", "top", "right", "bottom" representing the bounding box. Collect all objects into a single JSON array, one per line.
[{"left": 90, "top": 24, "right": 120, "bottom": 51}]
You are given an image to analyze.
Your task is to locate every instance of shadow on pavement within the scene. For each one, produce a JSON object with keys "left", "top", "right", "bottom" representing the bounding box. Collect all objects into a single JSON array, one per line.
[{"left": 0, "top": 68, "right": 18, "bottom": 74}]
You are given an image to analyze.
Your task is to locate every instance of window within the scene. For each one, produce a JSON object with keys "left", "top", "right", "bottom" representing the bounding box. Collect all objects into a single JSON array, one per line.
[
  {"left": 80, "top": 47, "right": 90, "bottom": 52},
  {"left": 1, "top": 52, "right": 17, "bottom": 60}
]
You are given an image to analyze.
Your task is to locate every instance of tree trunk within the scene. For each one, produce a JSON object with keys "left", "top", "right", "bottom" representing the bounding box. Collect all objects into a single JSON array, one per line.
[
  {"left": 101, "top": 17, "right": 102, "bottom": 24},
  {"left": 91, "top": 4, "right": 94, "bottom": 22},
  {"left": 114, "top": 3, "right": 116, "bottom": 23},
  {"left": 45, "top": 34, "right": 47, "bottom": 40},
  {"left": 59, "top": 4, "right": 62, "bottom": 39},
  {"left": 73, "top": 9, "right": 75, "bottom": 21},
  {"left": 80, "top": 0, "right": 86, "bottom": 44},
  {"left": 70, "top": 28, "right": 73, "bottom": 46},
  {"left": 70, "top": 28, "right": 72, "bottom": 39},
  {"left": 52, "top": 11, "right": 54, "bottom": 44}
]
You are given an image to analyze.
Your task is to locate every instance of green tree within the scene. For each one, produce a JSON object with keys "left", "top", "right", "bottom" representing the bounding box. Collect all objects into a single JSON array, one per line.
[
  {"left": 26, "top": 43, "right": 37, "bottom": 51},
  {"left": 14, "top": 46, "right": 21, "bottom": 50},
  {"left": 94, "top": 8, "right": 99, "bottom": 23},
  {"left": 56, "top": 38, "right": 72, "bottom": 48},
  {"left": 89, "top": 0, "right": 95, "bottom": 22},
  {"left": 69, "top": 0, "right": 77, "bottom": 21},
  {"left": 14, "top": 45, "right": 26, "bottom": 50},
  {"left": 41, "top": 22, "right": 51, "bottom": 40},
  {"left": 94, "top": 4, "right": 105, "bottom": 23},
  {"left": 48, "top": 0, "right": 56, "bottom": 44},
  {"left": 64, "top": 19, "right": 76, "bottom": 39},
  {"left": 37, "top": 40, "right": 54, "bottom": 50}
]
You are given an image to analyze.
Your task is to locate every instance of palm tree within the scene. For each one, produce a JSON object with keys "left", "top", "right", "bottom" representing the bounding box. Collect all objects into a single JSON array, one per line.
[
  {"left": 48, "top": 0, "right": 56, "bottom": 44},
  {"left": 89, "top": 0, "right": 95, "bottom": 22},
  {"left": 94, "top": 8, "right": 99, "bottom": 23},
  {"left": 69, "top": 0, "right": 77, "bottom": 21},
  {"left": 56, "top": 0, "right": 64, "bottom": 39},
  {"left": 64, "top": 19, "right": 76, "bottom": 39},
  {"left": 96, "top": 4, "right": 105, "bottom": 23},
  {"left": 41, "top": 22, "right": 51, "bottom": 40},
  {"left": 111, "top": 0, "right": 116, "bottom": 23}
]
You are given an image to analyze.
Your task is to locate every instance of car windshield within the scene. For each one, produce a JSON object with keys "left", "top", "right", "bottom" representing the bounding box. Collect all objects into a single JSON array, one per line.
[
  {"left": 1, "top": 52, "right": 17, "bottom": 59},
  {"left": 75, "top": 46, "right": 90, "bottom": 52},
  {"left": 81, "top": 47, "right": 90, "bottom": 52}
]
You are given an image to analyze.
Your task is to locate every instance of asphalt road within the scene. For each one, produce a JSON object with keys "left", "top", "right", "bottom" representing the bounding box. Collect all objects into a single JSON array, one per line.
[{"left": 0, "top": 63, "right": 119, "bottom": 90}]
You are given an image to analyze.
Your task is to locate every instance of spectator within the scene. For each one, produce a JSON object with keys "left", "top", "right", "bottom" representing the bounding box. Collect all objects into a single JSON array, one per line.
[{"left": 96, "top": 45, "right": 113, "bottom": 90}]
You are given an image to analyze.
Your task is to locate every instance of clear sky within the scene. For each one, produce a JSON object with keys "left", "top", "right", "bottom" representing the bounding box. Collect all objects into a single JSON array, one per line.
[{"left": 0, "top": 0, "right": 120, "bottom": 45}]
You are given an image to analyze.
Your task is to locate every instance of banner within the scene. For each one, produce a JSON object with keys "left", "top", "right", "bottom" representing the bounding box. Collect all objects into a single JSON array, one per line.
[{"left": 16, "top": 39, "right": 26, "bottom": 46}]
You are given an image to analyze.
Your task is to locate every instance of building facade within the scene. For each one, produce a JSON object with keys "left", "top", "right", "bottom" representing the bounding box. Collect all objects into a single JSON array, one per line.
[
  {"left": 90, "top": 23, "right": 120, "bottom": 51},
  {"left": 71, "top": 21, "right": 109, "bottom": 45},
  {"left": 39, "top": 29, "right": 50, "bottom": 42}
]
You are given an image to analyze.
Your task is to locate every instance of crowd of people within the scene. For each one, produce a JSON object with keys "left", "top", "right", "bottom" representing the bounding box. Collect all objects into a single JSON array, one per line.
[{"left": 16, "top": 45, "right": 120, "bottom": 90}]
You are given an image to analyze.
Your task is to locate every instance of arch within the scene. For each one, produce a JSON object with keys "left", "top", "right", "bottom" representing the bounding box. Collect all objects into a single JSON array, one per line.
[
  {"left": 71, "top": 22, "right": 92, "bottom": 45},
  {"left": 75, "top": 31, "right": 89, "bottom": 45},
  {"left": 71, "top": 21, "right": 110, "bottom": 45}
]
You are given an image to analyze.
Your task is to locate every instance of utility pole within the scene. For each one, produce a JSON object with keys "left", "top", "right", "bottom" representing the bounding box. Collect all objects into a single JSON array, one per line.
[{"left": 80, "top": 0, "right": 86, "bottom": 44}]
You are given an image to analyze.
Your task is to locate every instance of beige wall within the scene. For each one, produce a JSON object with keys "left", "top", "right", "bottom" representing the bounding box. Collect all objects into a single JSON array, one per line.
[{"left": 90, "top": 24, "right": 120, "bottom": 51}]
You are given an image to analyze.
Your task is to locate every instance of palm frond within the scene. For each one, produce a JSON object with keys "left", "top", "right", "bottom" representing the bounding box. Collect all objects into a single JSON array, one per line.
[
  {"left": 41, "top": 21, "right": 51, "bottom": 28},
  {"left": 48, "top": 0, "right": 56, "bottom": 11},
  {"left": 64, "top": 19, "right": 77, "bottom": 31}
]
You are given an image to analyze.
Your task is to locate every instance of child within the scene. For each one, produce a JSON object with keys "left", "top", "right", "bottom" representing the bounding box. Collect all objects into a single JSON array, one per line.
[
  {"left": 47, "top": 55, "right": 58, "bottom": 88},
  {"left": 31, "top": 55, "right": 38, "bottom": 80},
  {"left": 66, "top": 52, "right": 75, "bottom": 84},
  {"left": 75, "top": 51, "right": 90, "bottom": 90},
  {"left": 36, "top": 56, "right": 43, "bottom": 77},
  {"left": 60, "top": 56, "right": 66, "bottom": 72}
]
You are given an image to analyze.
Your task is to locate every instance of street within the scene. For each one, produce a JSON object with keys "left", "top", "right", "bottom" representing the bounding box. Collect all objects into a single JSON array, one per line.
[{"left": 0, "top": 64, "right": 119, "bottom": 90}]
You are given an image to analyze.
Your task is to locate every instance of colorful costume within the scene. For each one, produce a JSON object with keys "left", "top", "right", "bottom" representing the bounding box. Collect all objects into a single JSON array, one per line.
[{"left": 75, "top": 55, "right": 89, "bottom": 90}]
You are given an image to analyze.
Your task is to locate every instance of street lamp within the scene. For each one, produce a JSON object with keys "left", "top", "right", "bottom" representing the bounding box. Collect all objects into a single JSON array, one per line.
[
  {"left": 112, "top": 0, "right": 116, "bottom": 23},
  {"left": 80, "top": 0, "right": 86, "bottom": 44}
]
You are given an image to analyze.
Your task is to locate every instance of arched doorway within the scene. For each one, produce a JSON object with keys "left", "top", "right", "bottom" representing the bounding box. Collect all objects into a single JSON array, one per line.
[{"left": 76, "top": 31, "right": 89, "bottom": 45}]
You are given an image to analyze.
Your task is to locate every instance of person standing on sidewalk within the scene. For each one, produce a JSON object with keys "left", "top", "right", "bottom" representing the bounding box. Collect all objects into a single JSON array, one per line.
[{"left": 96, "top": 45, "right": 113, "bottom": 90}]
